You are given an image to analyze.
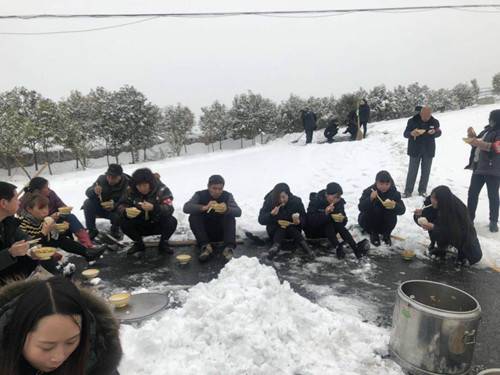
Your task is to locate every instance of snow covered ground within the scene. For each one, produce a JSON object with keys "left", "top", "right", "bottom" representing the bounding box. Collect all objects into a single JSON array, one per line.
[{"left": 2, "top": 104, "right": 499, "bottom": 373}]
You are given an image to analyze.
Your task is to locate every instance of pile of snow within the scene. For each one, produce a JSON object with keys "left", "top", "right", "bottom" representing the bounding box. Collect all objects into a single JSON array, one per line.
[{"left": 119, "top": 257, "right": 402, "bottom": 375}]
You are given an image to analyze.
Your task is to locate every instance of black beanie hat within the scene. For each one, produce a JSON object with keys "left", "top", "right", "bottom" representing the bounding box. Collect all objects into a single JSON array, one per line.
[
  {"left": 489, "top": 109, "right": 500, "bottom": 128},
  {"left": 326, "top": 182, "right": 343, "bottom": 195},
  {"left": 106, "top": 164, "right": 123, "bottom": 177}
]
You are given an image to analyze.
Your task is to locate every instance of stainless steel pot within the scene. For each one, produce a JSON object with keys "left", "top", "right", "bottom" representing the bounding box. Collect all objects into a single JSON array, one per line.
[
  {"left": 390, "top": 280, "right": 481, "bottom": 375},
  {"left": 477, "top": 370, "right": 500, "bottom": 375}
]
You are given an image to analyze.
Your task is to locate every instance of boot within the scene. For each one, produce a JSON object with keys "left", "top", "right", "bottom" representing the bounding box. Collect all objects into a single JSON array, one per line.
[
  {"left": 370, "top": 233, "right": 381, "bottom": 247},
  {"left": 354, "top": 239, "right": 370, "bottom": 259},
  {"left": 84, "top": 246, "right": 106, "bottom": 262},
  {"left": 429, "top": 247, "right": 447, "bottom": 260},
  {"left": 382, "top": 233, "right": 392, "bottom": 246},
  {"left": 299, "top": 240, "right": 314, "bottom": 259},
  {"left": 222, "top": 247, "right": 234, "bottom": 261},
  {"left": 158, "top": 238, "right": 174, "bottom": 254},
  {"left": 199, "top": 244, "right": 214, "bottom": 262},
  {"left": 127, "top": 241, "right": 145, "bottom": 256},
  {"left": 336, "top": 243, "right": 346, "bottom": 259},
  {"left": 489, "top": 222, "right": 499, "bottom": 233},
  {"left": 75, "top": 229, "right": 94, "bottom": 249},
  {"left": 267, "top": 244, "right": 279, "bottom": 260},
  {"left": 110, "top": 225, "right": 124, "bottom": 241}
]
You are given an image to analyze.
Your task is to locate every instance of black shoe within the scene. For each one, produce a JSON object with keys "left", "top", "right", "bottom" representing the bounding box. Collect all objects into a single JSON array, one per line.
[
  {"left": 222, "top": 247, "right": 234, "bottom": 261},
  {"left": 336, "top": 243, "right": 346, "bottom": 259},
  {"left": 382, "top": 234, "right": 392, "bottom": 246},
  {"left": 158, "top": 240, "right": 174, "bottom": 255},
  {"left": 419, "top": 192, "right": 427, "bottom": 197},
  {"left": 84, "top": 245, "right": 106, "bottom": 262},
  {"left": 428, "top": 241, "right": 436, "bottom": 251},
  {"left": 267, "top": 244, "right": 279, "bottom": 260},
  {"left": 127, "top": 242, "right": 145, "bottom": 256},
  {"left": 354, "top": 239, "right": 370, "bottom": 259},
  {"left": 489, "top": 222, "right": 499, "bottom": 233},
  {"left": 429, "top": 247, "right": 447, "bottom": 260},
  {"left": 88, "top": 229, "right": 99, "bottom": 240},
  {"left": 370, "top": 233, "right": 381, "bottom": 247},
  {"left": 110, "top": 226, "right": 123, "bottom": 241},
  {"left": 403, "top": 192, "right": 412, "bottom": 198},
  {"left": 199, "top": 244, "right": 214, "bottom": 262},
  {"left": 299, "top": 240, "right": 314, "bottom": 259}
]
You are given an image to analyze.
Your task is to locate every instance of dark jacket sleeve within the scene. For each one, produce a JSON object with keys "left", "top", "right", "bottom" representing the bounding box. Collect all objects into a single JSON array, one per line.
[
  {"left": 183, "top": 192, "right": 203, "bottom": 214},
  {"left": 85, "top": 177, "right": 102, "bottom": 199},
  {"left": 431, "top": 118, "right": 442, "bottom": 138},
  {"left": 0, "top": 228, "right": 28, "bottom": 271},
  {"left": 306, "top": 196, "right": 330, "bottom": 227},
  {"left": 225, "top": 193, "right": 242, "bottom": 217},
  {"left": 358, "top": 188, "right": 374, "bottom": 212},
  {"left": 403, "top": 118, "right": 416, "bottom": 139},
  {"left": 152, "top": 186, "right": 174, "bottom": 219},
  {"left": 258, "top": 199, "right": 274, "bottom": 226},
  {"left": 392, "top": 192, "right": 406, "bottom": 216}
]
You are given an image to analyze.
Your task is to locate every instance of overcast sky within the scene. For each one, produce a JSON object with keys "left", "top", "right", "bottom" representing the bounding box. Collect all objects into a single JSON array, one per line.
[{"left": 1, "top": 0, "right": 499, "bottom": 115}]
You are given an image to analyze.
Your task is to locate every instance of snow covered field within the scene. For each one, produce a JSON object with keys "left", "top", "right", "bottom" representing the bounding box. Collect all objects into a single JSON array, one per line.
[{"left": 2, "top": 104, "right": 499, "bottom": 374}]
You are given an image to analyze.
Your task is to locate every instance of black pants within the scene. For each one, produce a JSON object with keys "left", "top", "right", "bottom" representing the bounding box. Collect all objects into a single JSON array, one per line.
[
  {"left": 433, "top": 232, "right": 482, "bottom": 265},
  {"left": 405, "top": 156, "right": 433, "bottom": 195},
  {"left": 305, "top": 129, "right": 313, "bottom": 144},
  {"left": 121, "top": 214, "right": 177, "bottom": 244},
  {"left": 358, "top": 206, "right": 398, "bottom": 236},
  {"left": 83, "top": 198, "right": 121, "bottom": 232},
  {"left": 305, "top": 221, "right": 357, "bottom": 249},
  {"left": 44, "top": 236, "right": 88, "bottom": 258},
  {"left": 467, "top": 173, "right": 499, "bottom": 224},
  {"left": 0, "top": 256, "right": 60, "bottom": 285},
  {"left": 188, "top": 213, "right": 236, "bottom": 248},
  {"left": 267, "top": 224, "right": 304, "bottom": 245},
  {"left": 361, "top": 122, "right": 368, "bottom": 137}
]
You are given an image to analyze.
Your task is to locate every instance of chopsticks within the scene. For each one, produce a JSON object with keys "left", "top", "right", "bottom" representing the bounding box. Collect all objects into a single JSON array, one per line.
[
  {"left": 27, "top": 238, "right": 41, "bottom": 246},
  {"left": 371, "top": 189, "right": 385, "bottom": 204}
]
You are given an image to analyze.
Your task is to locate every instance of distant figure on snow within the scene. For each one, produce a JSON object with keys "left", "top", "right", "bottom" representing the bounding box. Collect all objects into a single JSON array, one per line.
[
  {"left": 358, "top": 99, "right": 370, "bottom": 138},
  {"left": 300, "top": 108, "right": 317, "bottom": 144},
  {"left": 323, "top": 118, "right": 339, "bottom": 143}
]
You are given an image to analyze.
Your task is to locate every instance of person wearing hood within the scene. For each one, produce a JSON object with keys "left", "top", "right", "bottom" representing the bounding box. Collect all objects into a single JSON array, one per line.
[
  {"left": 415, "top": 186, "right": 482, "bottom": 265},
  {"left": 83, "top": 164, "right": 130, "bottom": 241},
  {"left": 358, "top": 171, "right": 406, "bottom": 247},
  {"left": 119, "top": 168, "right": 177, "bottom": 257},
  {"left": 403, "top": 106, "right": 442, "bottom": 198},
  {"left": 0, "top": 277, "right": 122, "bottom": 375},
  {"left": 306, "top": 182, "right": 369, "bottom": 259},
  {"left": 0, "top": 182, "right": 60, "bottom": 284},
  {"left": 465, "top": 109, "right": 500, "bottom": 233},
  {"left": 183, "top": 175, "right": 241, "bottom": 262},
  {"left": 19, "top": 177, "right": 105, "bottom": 252},
  {"left": 258, "top": 183, "right": 313, "bottom": 259},
  {"left": 358, "top": 99, "right": 370, "bottom": 138}
]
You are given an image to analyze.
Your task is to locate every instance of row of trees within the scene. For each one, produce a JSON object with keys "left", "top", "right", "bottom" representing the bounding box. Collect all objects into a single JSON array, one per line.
[{"left": 1, "top": 74, "right": 497, "bottom": 175}]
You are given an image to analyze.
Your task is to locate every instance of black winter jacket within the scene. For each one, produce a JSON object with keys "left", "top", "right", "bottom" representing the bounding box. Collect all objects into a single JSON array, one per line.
[
  {"left": 403, "top": 115, "right": 441, "bottom": 158},
  {"left": 258, "top": 191, "right": 306, "bottom": 228},
  {"left": 183, "top": 190, "right": 242, "bottom": 217},
  {"left": 0, "top": 217, "right": 30, "bottom": 275},
  {"left": 86, "top": 174, "right": 130, "bottom": 203},
  {"left": 306, "top": 190, "right": 348, "bottom": 228},
  {"left": 358, "top": 184, "right": 406, "bottom": 216},
  {"left": 121, "top": 179, "right": 174, "bottom": 222}
]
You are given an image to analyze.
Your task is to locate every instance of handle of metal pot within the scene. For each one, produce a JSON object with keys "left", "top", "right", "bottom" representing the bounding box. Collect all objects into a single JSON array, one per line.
[{"left": 463, "top": 330, "right": 476, "bottom": 345}]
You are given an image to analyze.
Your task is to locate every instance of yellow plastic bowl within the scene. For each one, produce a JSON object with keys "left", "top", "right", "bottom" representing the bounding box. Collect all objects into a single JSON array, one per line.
[
  {"left": 331, "top": 213, "right": 345, "bottom": 223},
  {"left": 176, "top": 254, "right": 192, "bottom": 265},
  {"left": 101, "top": 200, "right": 114, "bottom": 208},
  {"left": 82, "top": 268, "right": 100, "bottom": 279},
  {"left": 58, "top": 206, "right": 73, "bottom": 215},
  {"left": 109, "top": 293, "right": 131, "bottom": 308},
  {"left": 463, "top": 137, "right": 474, "bottom": 144},
  {"left": 55, "top": 222, "right": 70, "bottom": 233},
  {"left": 33, "top": 247, "right": 56, "bottom": 260},
  {"left": 126, "top": 207, "right": 141, "bottom": 219},
  {"left": 402, "top": 250, "right": 416, "bottom": 261},
  {"left": 277, "top": 220, "right": 291, "bottom": 228}
]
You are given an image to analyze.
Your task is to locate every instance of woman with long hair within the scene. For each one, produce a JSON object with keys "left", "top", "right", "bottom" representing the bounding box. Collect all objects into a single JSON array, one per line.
[
  {"left": 258, "top": 183, "right": 313, "bottom": 259},
  {"left": 417, "top": 185, "right": 482, "bottom": 265},
  {"left": 0, "top": 277, "right": 122, "bottom": 375}
]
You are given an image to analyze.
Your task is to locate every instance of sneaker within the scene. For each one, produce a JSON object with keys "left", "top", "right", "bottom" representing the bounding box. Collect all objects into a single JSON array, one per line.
[
  {"left": 489, "top": 222, "right": 499, "bottom": 233},
  {"left": 382, "top": 234, "right": 392, "bottom": 246},
  {"left": 199, "top": 244, "right": 214, "bottom": 262},
  {"left": 84, "top": 245, "right": 106, "bottom": 262},
  {"left": 158, "top": 240, "right": 174, "bottom": 255},
  {"left": 354, "top": 239, "right": 370, "bottom": 259},
  {"left": 127, "top": 242, "right": 145, "bottom": 256},
  {"left": 222, "top": 247, "right": 234, "bottom": 261},
  {"left": 403, "top": 192, "right": 412, "bottom": 198},
  {"left": 88, "top": 229, "right": 99, "bottom": 240},
  {"left": 267, "top": 244, "right": 279, "bottom": 260},
  {"left": 336, "top": 243, "right": 346, "bottom": 259},
  {"left": 370, "top": 233, "right": 381, "bottom": 247}
]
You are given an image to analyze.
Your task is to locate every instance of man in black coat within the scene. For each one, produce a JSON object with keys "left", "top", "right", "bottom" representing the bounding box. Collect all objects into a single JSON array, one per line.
[
  {"left": 120, "top": 168, "right": 177, "bottom": 257},
  {"left": 183, "top": 175, "right": 241, "bottom": 262},
  {"left": 343, "top": 110, "right": 358, "bottom": 141},
  {"left": 301, "top": 108, "right": 317, "bottom": 144},
  {"left": 358, "top": 99, "right": 370, "bottom": 138},
  {"left": 403, "top": 106, "right": 442, "bottom": 198},
  {"left": 83, "top": 164, "right": 130, "bottom": 240},
  {"left": 358, "top": 171, "right": 406, "bottom": 246},
  {"left": 465, "top": 109, "right": 500, "bottom": 232},
  {"left": 323, "top": 119, "right": 339, "bottom": 143},
  {"left": 305, "top": 182, "right": 369, "bottom": 259}
]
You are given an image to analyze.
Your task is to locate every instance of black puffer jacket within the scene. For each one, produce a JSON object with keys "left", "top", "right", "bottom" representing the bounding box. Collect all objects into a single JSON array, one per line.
[
  {"left": 306, "top": 189, "right": 348, "bottom": 227},
  {"left": 86, "top": 174, "right": 130, "bottom": 203},
  {"left": 358, "top": 184, "right": 406, "bottom": 216},
  {"left": 403, "top": 114, "right": 441, "bottom": 158},
  {"left": 0, "top": 217, "right": 30, "bottom": 277},
  {"left": 258, "top": 187, "right": 306, "bottom": 228},
  {"left": 0, "top": 280, "right": 122, "bottom": 375},
  {"left": 413, "top": 196, "right": 437, "bottom": 225}
]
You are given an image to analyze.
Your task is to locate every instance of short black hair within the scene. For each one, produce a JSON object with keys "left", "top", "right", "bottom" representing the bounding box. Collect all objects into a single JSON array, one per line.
[
  {"left": 208, "top": 175, "right": 225, "bottom": 186},
  {"left": 0, "top": 182, "right": 17, "bottom": 201},
  {"left": 131, "top": 168, "right": 156, "bottom": 187},
  {"left": 376, "top": 170, "right": 393, "bottom": 183}
]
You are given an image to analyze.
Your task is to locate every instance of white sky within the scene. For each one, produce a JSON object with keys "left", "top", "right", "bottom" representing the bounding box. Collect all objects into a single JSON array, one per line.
[{"left": 1, "top": 0, "right": 499, "bottom": 115}]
